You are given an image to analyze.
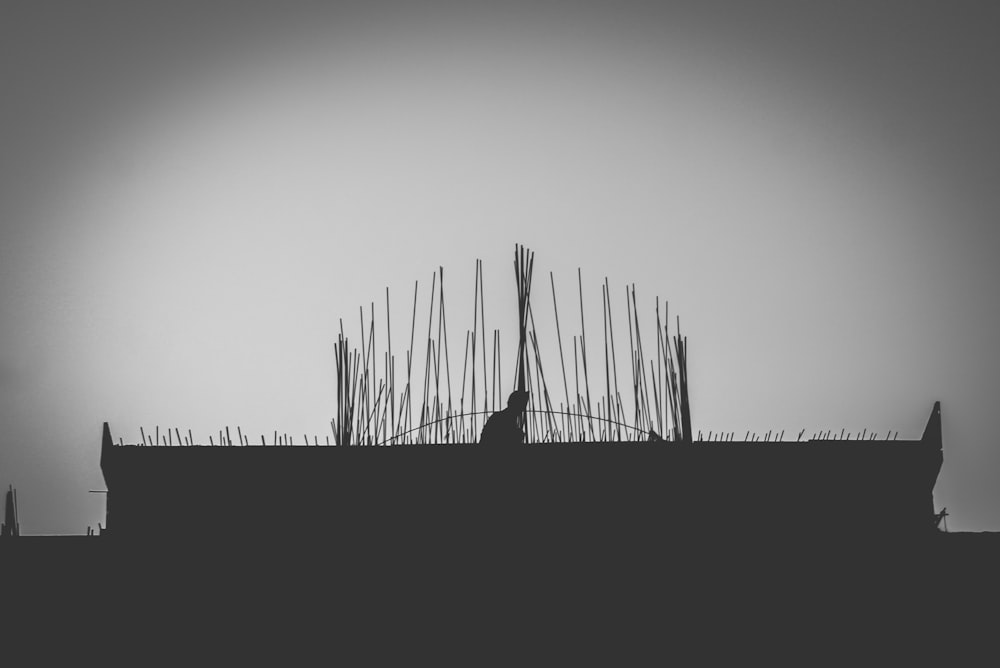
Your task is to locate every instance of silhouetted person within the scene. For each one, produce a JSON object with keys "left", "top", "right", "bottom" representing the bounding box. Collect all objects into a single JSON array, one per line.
[{"left": 480, "top": 391, "right": 530, "bottom": 445}]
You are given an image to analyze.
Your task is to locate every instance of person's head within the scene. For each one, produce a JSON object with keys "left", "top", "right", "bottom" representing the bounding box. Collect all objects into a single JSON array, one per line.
[{"left": 507, "top": 390, "right": 530, "bottom": 413}]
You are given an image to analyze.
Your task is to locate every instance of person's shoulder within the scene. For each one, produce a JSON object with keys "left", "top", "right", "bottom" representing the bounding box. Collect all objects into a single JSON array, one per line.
[
  {"left": 480, "top": 410, "right": 503, "bottom": 438},
  {"left": 484, "top": 408, "right": 509, "bottom": 424}
]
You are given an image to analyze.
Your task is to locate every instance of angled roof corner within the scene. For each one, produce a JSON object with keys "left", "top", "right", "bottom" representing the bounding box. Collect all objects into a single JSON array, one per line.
[
  {"left": 921, "top": 401, "right": 942, "bottom": 450},
  {"left": 100, "top": 422, "right": 113, "bottom": 476}
]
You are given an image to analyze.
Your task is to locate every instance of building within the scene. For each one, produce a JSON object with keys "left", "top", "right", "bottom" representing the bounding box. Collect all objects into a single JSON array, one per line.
[{"left": 98, "top": 402, "right": 943, "bottom": 547}]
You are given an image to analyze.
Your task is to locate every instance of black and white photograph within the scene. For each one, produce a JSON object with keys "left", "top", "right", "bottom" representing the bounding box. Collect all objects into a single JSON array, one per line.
[{"left": 2, "top": 1, "right": 998, "bottom": 661}]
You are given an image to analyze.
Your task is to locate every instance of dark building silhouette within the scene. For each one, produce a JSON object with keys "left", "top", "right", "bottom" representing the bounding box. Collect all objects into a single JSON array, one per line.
[
  {"left": 10, "top": 401, "right": 998, "bottom": 666},
  {"left": 98, "top": 402, "right": 943, "bottom": 545}
]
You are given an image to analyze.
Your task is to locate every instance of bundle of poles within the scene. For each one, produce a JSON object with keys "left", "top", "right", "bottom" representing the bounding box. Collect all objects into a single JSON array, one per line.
[
  {"left": 330, "top": 244, "right": 693, "bottom": 445},
  {"left": 113, "top": 248, "right": 905, "bottom": 447}
]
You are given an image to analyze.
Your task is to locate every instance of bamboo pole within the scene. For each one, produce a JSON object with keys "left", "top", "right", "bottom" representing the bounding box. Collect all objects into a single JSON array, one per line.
[
  {"left": 605, "top": 278, "right": 622, "bottom": 439},
  {"left": 577, "top": 269, "right": 595, "bottom": 440},
  {"left": 602, "top": 282, "right": 612, "bottom": 441},
  {"left": 471, "top": 262, "right": 480, "bottom": 438},
  {"left": 480, "top": 258, "right": 489, "bottom": 422},
  {"left": 386, "top": 287, "right": 394, "bottom": 441},
  {"left": 550, "top": 272, "right": 572, "bottom": 424}
]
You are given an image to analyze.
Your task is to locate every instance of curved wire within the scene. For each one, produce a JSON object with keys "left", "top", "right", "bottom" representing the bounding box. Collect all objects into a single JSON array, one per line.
[{"left": 375, "top": 408, "right": 656, "bottom": 445}]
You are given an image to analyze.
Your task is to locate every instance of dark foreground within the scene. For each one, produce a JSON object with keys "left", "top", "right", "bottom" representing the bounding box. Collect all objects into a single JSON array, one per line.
[{"left": 3, "top": 531, "right": 998, "bottom": 664}]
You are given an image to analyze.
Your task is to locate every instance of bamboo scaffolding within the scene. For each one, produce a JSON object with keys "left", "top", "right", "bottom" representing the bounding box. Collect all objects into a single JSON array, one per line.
[{"left": 311, "top": 243, "right": 901, "bottom": 448}]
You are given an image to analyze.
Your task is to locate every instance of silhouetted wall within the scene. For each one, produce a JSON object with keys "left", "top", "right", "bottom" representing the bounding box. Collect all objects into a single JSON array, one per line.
[{"left": 98, "top": 404, "right": 943, "bottom": 546}]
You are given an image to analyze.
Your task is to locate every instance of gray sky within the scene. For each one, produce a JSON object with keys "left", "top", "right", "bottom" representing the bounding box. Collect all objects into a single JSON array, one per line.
[{"left": 2, "top": 1, "right": 998, "bottom": 533}]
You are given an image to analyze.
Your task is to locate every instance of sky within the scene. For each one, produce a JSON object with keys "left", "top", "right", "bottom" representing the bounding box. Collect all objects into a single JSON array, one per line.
[{"left": 1, "top": 1, "right": 999, "bottom": 533}]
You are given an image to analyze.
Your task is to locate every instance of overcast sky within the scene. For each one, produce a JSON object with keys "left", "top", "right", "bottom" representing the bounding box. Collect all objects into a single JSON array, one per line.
[{"left": 2, "top": 1, "right": 999, "bottom": 533}]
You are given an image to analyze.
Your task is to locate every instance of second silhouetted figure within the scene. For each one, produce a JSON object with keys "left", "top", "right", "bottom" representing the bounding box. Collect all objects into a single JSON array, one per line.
[{"left": 479, "top": 391, "right": 530, "bottom": 445}]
